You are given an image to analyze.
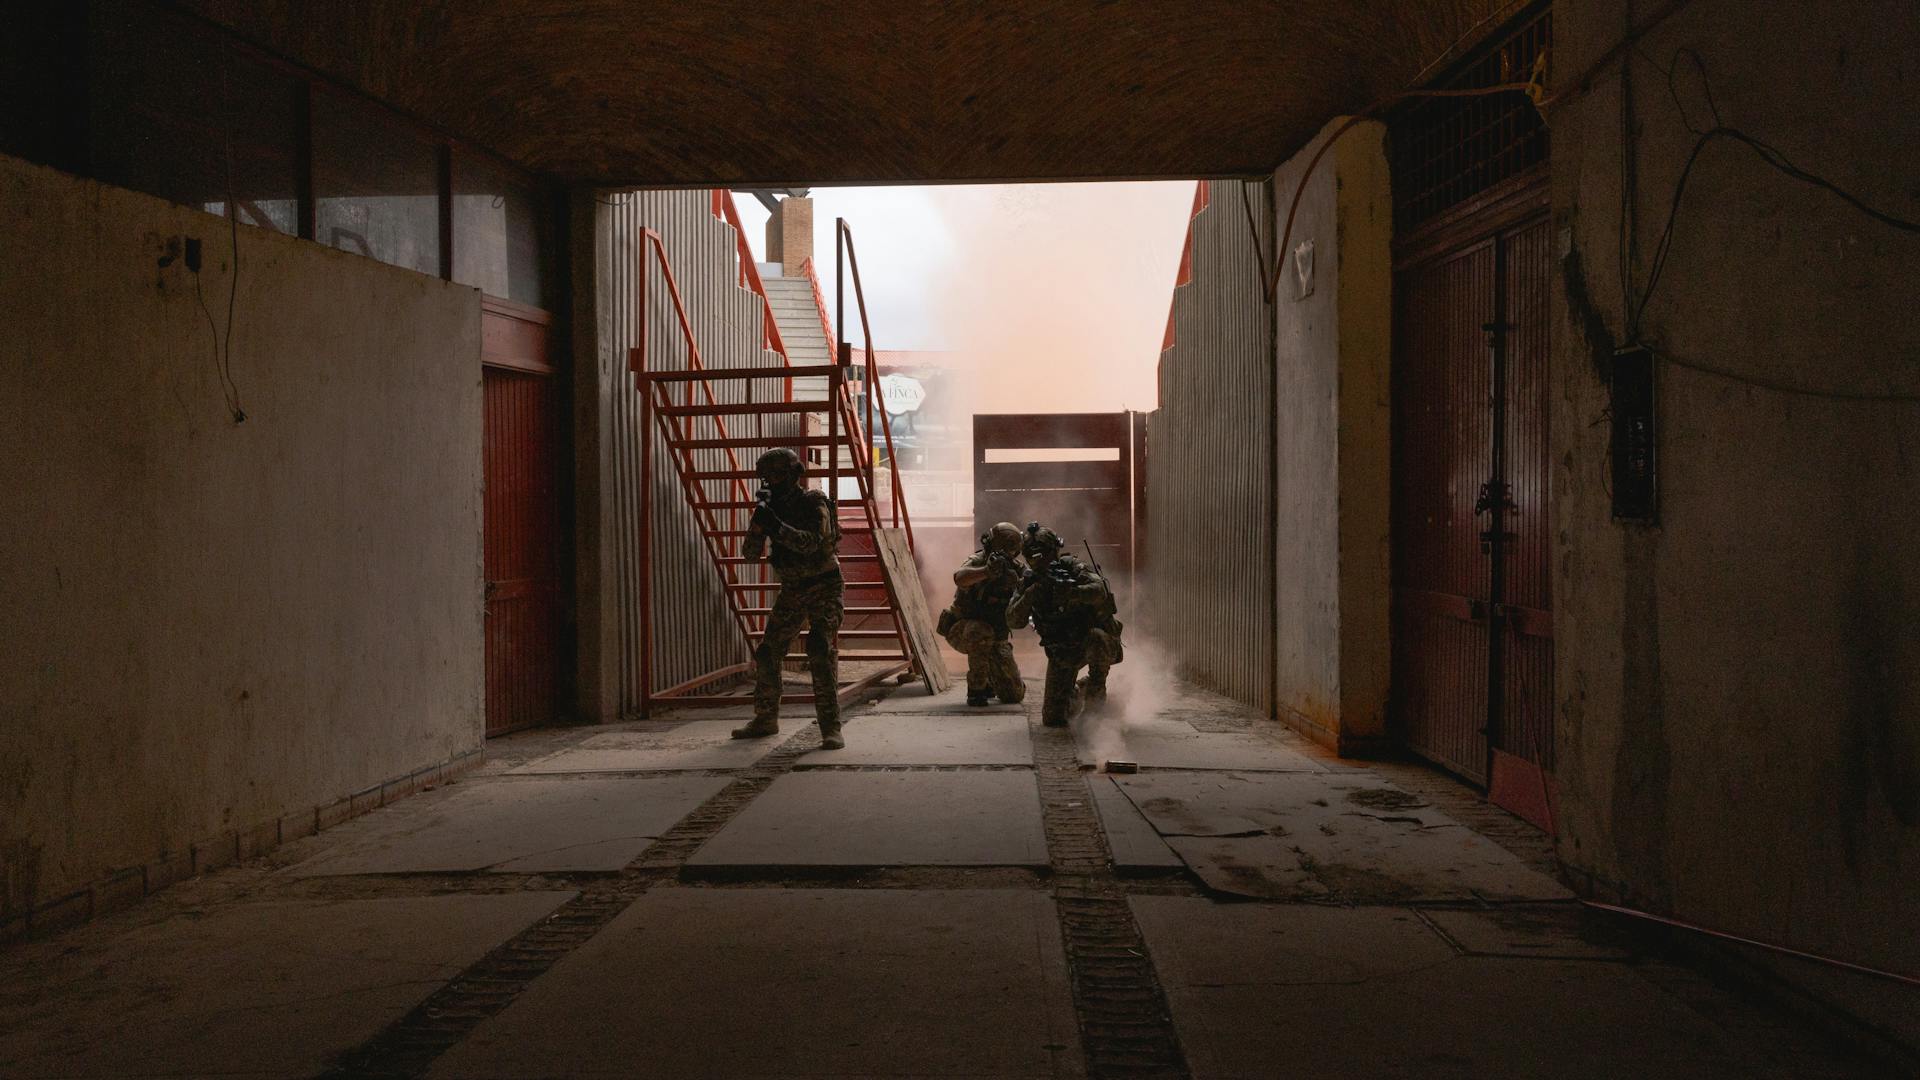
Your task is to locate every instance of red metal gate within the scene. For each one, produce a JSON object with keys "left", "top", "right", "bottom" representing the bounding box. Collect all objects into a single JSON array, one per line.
[
  {"left": 1389, "top": 200, "right": 1553, "bottom": 804},
  {"left": 482, "top": 298, "right": 564, "bottom": 736},
  {"left": 1387, "top": 3, "right": 1554, "bottom": 825}
]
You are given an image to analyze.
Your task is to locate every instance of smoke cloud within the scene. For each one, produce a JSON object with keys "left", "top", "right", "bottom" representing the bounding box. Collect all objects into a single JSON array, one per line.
[{"left": 1080, "top": 632, "right": 1180, "bottom": 769}]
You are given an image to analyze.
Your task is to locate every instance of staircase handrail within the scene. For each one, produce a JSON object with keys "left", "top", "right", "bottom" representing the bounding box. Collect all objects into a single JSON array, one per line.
[
  {"left": 714, "top": 190, "right": 794, "bottom": 404},
  {"left": 631, "top": 226, "right": 766, "bottom": 663},
  {"left": 833, "top": 220, "right": 916, "bottom": 555},
  {"left": 798, "top": 256, "right": 837, "bottom": 359}
]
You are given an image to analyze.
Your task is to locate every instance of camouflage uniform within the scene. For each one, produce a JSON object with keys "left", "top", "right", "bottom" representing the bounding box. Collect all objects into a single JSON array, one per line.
[
  {"left": 941, "top": 543, "right": 1027, "bottom": 706},
  {"left": 736, "top": 454, "right": 844, "bottom": 745},
  {"left": 1009, "top": 539, "right": 1121, "bottom": 727}
]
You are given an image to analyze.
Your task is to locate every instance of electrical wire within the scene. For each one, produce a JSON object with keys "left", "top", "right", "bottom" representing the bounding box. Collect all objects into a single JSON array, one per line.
[
  {"left": 1632, "top": 124, "right": 1920, "bottom": 339},
  {"left": 207, "top": 58, "right": 245, "bottom": 423},
  {"left": 1620, "top": 50, "right": 1920, "bottom": 403},
  {"left": 1255, "top": 75, "right": 1546, "bottom": 306},
  {"left": 193, "top": 273, "right": 226, "bottom": 410},
  {"left": 221, "top": 122, "right": 245, "bottom": 423},
  {"left": 1237, "top": 179, "right": 1270, "bottom": 297},
  {"left": 1618, "top": 7, "right": 1639, "bottom": 322}
]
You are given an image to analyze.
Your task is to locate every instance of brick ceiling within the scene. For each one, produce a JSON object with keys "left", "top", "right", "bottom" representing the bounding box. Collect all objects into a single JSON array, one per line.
[{"left": 184, "top": 0, "right": 1504, "bottom": 186}]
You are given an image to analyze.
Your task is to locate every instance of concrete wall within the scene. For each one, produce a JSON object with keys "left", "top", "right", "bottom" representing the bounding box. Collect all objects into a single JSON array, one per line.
[
  {"left": 0, "top": 156, "right": 484, "bottom": 923},
  {"left": 1271, "top": 119, "right": 1395, "bottom": 753},
  {"left": 1549, "top": 0, "right": 1919, "bottom": 1047},
  {"left": 1147, "top": 181, "right": 1275, "bottom": 710}
]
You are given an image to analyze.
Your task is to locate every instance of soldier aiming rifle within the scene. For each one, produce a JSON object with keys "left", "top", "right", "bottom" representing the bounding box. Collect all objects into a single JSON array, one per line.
[
  {"left": 1008, "top": 522, "right": 1124, "bottom": 727},
  {"left": 938, "top": 522, "right": 1028, "bottom": 707},
  {"left": 731, "top": 447, "right": 847, "bottom": 749}
]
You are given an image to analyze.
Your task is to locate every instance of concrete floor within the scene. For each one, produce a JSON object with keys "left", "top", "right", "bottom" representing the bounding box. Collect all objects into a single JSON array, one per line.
[{"left": 0, "top": 676, "right": 1893, "bottom": 1079}]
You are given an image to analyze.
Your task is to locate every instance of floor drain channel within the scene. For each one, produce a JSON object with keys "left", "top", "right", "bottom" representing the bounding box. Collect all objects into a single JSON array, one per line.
[
  {"left": 318, "top": 727, "right": 822, "bottom": 1079},
  {"left": 1029, "top": 720, "right": 1191, "bottom": 1079}
]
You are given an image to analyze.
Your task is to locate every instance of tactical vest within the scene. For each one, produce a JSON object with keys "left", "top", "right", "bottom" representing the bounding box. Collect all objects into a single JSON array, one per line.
[
  {"left": 1030, "top": 556, "right": 1108, "bottom": 646},
  {"left": 953, "top": 554, "right": 1020, "bottom": 635},
  {"left": 766, "top": 488, "right": 840, "bottom": 580}
]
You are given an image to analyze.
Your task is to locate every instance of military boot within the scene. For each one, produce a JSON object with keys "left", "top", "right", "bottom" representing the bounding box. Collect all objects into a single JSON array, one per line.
[
  {"left": 966, "top": 692, "right": 991, "bottom": 707},
  {"left": 731, "top": 716, "right": 780, "bottom": 739},
  {"left": 818, "top": 719, "right": 846, "bottom": 750},
  {"left": 1081, "top": 675, "right": 1108, "bottom": 709}
]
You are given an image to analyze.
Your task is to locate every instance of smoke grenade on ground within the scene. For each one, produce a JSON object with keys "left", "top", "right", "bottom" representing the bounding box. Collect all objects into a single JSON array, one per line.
[{"left": 1083, "top": 633, "right": 1178, "bottom": 769}]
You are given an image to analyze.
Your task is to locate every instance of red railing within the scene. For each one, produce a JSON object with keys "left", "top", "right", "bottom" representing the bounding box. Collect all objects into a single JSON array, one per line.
[
  {"left": 713, "top": 190, "right": 793, "bottom": 402},
  {"left": 799, "top": 255, "right": 837, "bottom": 354},
  {"left": 630, "top": 226, "right": 770, "bottom": 705},
  {"left": 829, "top": 220, "right": 916, "bottom": 555},
  {"left": 629, "top": 218, "right": 918, "bottom": 709}
]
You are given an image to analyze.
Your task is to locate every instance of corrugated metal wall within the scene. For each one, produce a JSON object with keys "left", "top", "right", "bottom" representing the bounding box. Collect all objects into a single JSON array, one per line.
[
  {"left": 1146, "top": 180, "right": 1274, "bottom": 712},
  {"left": 600, "top": 191, "right": 791, "bottom": 711}
]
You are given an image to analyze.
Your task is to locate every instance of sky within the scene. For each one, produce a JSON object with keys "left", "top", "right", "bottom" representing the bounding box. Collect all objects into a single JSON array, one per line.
[{"left": 731, "top": 182, "right": 1196, "bottom": 415}]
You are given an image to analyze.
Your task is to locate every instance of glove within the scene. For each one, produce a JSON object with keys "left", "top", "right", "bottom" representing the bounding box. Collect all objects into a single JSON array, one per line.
[{"left": 750, "top": 489, "right": 781, "bottom": 532}]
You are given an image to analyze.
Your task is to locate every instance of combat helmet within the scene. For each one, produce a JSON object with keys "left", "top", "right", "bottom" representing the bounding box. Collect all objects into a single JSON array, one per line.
[
  {"left": 982, "top": 521, "right": 1022, "bottom": 558},
  {"left": 755, "top": 447, "right": 806, "bottom": 486},
  {"left": 1023, "top": 521, "right": 1065, "bottom": 562}
]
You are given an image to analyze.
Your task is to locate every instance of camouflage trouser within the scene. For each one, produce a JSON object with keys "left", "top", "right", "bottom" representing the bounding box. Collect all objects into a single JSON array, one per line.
[
  {"left": 752, "top": 572, "right": 845, "bottom": 726},
  {"left": 1040, "top": 628, "right": 1119, "bottom": 727},
  {"left": 942, "top": 618, "right": 1025, "bottom": 703}
]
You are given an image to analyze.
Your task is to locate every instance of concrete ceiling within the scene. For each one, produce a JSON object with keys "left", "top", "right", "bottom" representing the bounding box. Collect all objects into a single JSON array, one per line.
[{"left": 183, "top": 0, "right": 1509, "bottom": 187}]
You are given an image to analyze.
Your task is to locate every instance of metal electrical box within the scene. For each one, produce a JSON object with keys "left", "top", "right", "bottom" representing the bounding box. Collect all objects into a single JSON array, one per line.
[{"left": 1610, "top": 345, "right": 1658, "bottom": 522}]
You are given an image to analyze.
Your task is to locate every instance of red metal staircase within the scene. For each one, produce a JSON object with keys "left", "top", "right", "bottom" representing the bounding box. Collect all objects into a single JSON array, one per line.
[{"left": 629, "top": 194, "right": 929, "bottom": 711}]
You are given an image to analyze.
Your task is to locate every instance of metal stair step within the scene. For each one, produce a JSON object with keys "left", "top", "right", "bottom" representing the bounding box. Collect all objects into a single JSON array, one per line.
[
  {"left": 728, "top": 582, "right": 889, "bottom": 591},
  {"left": 719, "top": 554, "right": 877, "bottom": 564},
  {"left": 739, "top": 606, "right": 895, "bottom": 617},
  {"left": 660, "top": 401, "right": 829, "bottom": 418},
  {"left": 707, "top": 525, "right": 873, "bottom": 538},
  {"left": 671, "top": 434, "right": 859, "bottom": 450},
  {"left": 639, "top": 363, "right": 844, "bottom": 382},
  {"left": 749, "top": 628, "right": 899, "bottom": 639}
]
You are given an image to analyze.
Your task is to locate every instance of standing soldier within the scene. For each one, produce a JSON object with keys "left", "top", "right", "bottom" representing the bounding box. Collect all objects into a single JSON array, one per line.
[
  {"left": 731, "top": 447, "right": 846, "bottom": 749},
  {"left": 1008, "top": 523, "right": 1124, "bottom": 727},
  {"left": 939, "top": 522, "right": 1028, "bottom": 707}
]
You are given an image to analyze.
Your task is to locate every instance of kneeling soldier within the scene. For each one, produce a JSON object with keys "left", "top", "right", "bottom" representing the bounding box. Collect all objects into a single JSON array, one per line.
[
  {"left": 732, "top": 447, "right": 846, "bottom": 749},
  {"left": 1008, "top": 523, "right": 1124, "bottom": 727},
  {"left": 939, "top": 522, "right": 1028, "bottom": 707}
]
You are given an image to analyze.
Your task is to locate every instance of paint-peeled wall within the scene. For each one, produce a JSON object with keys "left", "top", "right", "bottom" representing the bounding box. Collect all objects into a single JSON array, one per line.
[
  {"left": 1147, "top": 181, "right": 1275, "bottom": 711},
  {"left": 1549, "top": 0, "right": 1918, "bottom": 1046},
  {"left": 1270, "top": 119, "right": 1395, "bottom": 753},
  {"left": 0, "top": 156, "right": 483, "bottom": 923}
]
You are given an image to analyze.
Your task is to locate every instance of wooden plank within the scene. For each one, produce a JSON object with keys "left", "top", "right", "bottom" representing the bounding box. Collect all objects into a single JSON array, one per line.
[
  {"left": 974, "top": 412, "right": 1130, "bottom": 449},
  {"left": 975, "top": 461, "right": 1129, "bottom": 491},
  {"left": 874, "top": 527, "right": 952, "bottom": 694}
]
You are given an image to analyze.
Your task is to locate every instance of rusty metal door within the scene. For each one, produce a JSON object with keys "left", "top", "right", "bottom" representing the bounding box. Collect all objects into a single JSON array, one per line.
[
  {"left": 482, "top": 298, "right": 564, "bottom": 736},
  {"left": 973, "top": 412, "right": 1143, "bottom": 594},
  {"left": 1390, "top": 207, "right": 1553, "bottom": 800}
]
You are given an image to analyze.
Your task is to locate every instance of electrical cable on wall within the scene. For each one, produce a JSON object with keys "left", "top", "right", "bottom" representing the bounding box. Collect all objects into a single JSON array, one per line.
[
  {"left": 203, "top": 56, "right": 245, "bottom": 424},
  {"left": 1625, "top": 48, "right": 1920, "bottom": 403},
  {"left": 220, "top": 123, "right": 246, "bottom": 424},
  {"left": 1246, "top": 65, "right": 1548, "bottom": 306}
]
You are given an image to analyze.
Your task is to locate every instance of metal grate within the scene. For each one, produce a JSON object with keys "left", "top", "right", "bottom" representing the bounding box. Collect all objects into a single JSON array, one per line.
[{"left": 1391, "top": 5, "right": 1551, "bottom": 233}]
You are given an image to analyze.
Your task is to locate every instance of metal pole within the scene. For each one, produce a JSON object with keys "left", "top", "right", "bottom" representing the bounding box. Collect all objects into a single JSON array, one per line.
[
  {"left": 637, "top": 245, "right": 653, "bottom": 717},
  {"left": 1483, "top": 239, "right": 1511, "bottom": 784},
  {"left": 832, "top": 218, "right": 845, "bottom": 509}
]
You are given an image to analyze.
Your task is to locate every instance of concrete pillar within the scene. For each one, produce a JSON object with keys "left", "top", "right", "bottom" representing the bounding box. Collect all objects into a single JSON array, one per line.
[
  {"left": 571, "top": 189, "right": 620, "bottom": 723},
  {"left": 764, "top": 196, "right": 814, "bottom": 273},
  {"left": 1270, "top": 117, "right": 1393, "bottom": 755}
]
